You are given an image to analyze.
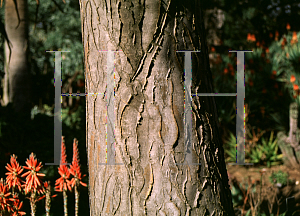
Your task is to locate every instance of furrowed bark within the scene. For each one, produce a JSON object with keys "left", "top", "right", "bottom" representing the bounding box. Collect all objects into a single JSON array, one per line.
[{"left": 80, "top": 0, "right": 234, "bottom": 215}]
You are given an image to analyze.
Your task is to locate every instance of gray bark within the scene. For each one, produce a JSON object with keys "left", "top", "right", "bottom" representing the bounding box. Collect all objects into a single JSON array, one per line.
[
  {"left": 2, "top": 0, "right": 31, "bottom": 115},
  {"left": 79, "top": 0, "right": 234, "bottom": 215}
]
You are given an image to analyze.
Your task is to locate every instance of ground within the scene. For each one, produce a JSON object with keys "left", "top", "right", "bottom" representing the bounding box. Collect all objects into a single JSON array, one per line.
[{"left": 227, "top": 163, "right": 300, "bottom": 215}]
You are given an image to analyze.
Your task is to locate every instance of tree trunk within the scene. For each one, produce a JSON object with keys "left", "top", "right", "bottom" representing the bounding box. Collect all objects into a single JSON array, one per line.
[
  {"left": 3, "top": 0, "right": 31, "bottom": 115},
  {"left": 79, "top": 0, "right": 234, "bottom": 215}
]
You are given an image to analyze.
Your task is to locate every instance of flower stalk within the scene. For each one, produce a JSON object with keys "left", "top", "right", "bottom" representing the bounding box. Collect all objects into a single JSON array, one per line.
[
  {"left": 55, "top": 136, "right": 72, "bottom": 216},
  {"left": 30, "top": 191, "right": 37, "bottom": 216},
  {"left": 69, "top": 138, "right": 87, "bottom": 216}
]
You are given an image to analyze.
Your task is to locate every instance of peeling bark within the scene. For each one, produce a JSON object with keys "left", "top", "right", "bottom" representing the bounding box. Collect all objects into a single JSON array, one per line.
[{"left": 79, "top": 0, "right": 234, "bottom": 215}]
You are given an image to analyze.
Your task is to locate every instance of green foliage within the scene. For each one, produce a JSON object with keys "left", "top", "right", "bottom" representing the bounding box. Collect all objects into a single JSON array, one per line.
[
  {"left": 224, "top": 131, "right": 237, "bottom": 163},
  {"left": 230, "top": 183, "right": 244, "bottom": 208},
  {"left": 269, "top": 170, "right": 290, "bottom": 186},
  {"left": 224, "top": 130, "right": 283, "bottom": 167},
  {"left": 61, "top": 101, "right": 85, "bottom": 130},
  {"left": 245, "top": 211, "right": 287, "bottom": 216},
  {"left": 250, "top": 131, "right": 283, "bottom": 167},
  {"left": 271, "top": 31, "right": 300, "bottom": 105},
  {"left": 27, "top": 0, "right": 84, "bottom": 108}
]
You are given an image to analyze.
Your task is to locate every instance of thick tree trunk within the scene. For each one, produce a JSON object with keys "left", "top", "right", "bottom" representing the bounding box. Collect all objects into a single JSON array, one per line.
[
  {"left": 3, "top": 0, "right": 31, "bottom": 115},
  {"left": 79, "top": 0, "right": 234, "bottom": 215}
]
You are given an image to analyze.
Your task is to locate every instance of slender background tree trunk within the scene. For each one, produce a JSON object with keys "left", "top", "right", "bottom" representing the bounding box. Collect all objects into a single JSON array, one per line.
[
  {"left": 79, "top": 0, "right": 234, "bottom": 215},
  {"left": 3, "top": 0, "right": 31, "bottom": 115}
]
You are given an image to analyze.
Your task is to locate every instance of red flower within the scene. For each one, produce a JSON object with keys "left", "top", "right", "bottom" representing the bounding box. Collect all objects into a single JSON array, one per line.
[
  {"left": 5, "top": 154, "right": 24, "bottom": 192},
  {"left": 290, "top": 75, "right": 296, "bottom": 83},
  {"left": 291, "top": 31, "right": 298, "bottom": 44},
  {"left": 294, "top": 84, "right": 299, "bottom": 91},
  {"left": 43, "top": 181, "right": 57, "bottom": 198},
  {"left": 21, "top": 153, "right": 45, "bottom": 194},
  {"left": 247, "top": 33, "right": 251, "bottom": 41},
  {"left": 281, "top": 37, "right": 287, "bottom": 47},
  {"left": 55, "top": 137, "right": 72, "bottom": 192},
  {"left": 286, "top": 23, "right": 291, "bottom": 30},
  {"left": 10, "top": 194, "right": 26, "bottom": 216},
  {"left": 269, "top": 33, "right": 273, "bottom": 38},
  {"left": 247, "top": 33, "right": 256, "bottom": 42},
  {"left": 69, "top": 138, "right": 87, "bottom": 188},
  {"left": 265, "top": 48, "right": 269, "bottom": 53},
  {"left": 38, "top": 181, "right": 57, "bottom": 201},
  {"left": 211, "top": 47, "right": 215, "bottom": 52},
  {"left": 0, "top": 178, "right": 12, "bottom": 212},
  {"left": 223, "top": 68, "right": 228, "bottom": 74},
  {"left": 228, "top": 63, "right": 234, "bottom": 71}
]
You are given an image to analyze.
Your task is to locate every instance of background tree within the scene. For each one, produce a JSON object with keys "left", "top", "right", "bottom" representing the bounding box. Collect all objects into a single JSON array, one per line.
[
  {"left": 0, "top": 1, "right": 89, "bottom": 214},
  {"left": 2, "top": 0, "right": 32, "bottom": 116},
  {"left": 79, "top": 0, "right": 234, "bottom": 215}
]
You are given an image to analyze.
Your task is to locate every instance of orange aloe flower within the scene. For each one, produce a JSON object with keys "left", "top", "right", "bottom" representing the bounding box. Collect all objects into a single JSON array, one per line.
[
  {"left": 292, "top": 31, "right": 297, "bottom": 41},
  {"left": 21, "top": 153, "right": 45, "bottom": 194},
  {"left": 294, "top": 84, "right": 299, "bottom": 91},
  {"left": 247, "top": 33, "right": 251, "bottom": 41},
  {"left": 265, "top": 48, "right": 269, "bottom": 53},
  {"left": 291, "top": 31, "right": 298, "bottom": 44},
  {"left": 247, "top": 33, "right": 256, "bottom": 42},
  {"left": 228, "top": 63, "right": 234, "bottom": 71},
  {"left": 0, "top": 178, "right": 12, "bottom": 212},
  {"left": 269, "top": 32, "right": 273, "bottom": 38},
  {"left": 69, "top": 138, "right": 87, "bottom": 188},
  {"left": 286, "top": 23, "right": 291, "bottom": 30},
  {"left": 37, "top": 181, "right": 57, "bottom": 201},
  {"left": 290, "top": 75, "right": 296, "bottom": 83},
  {"left": 10, "top": 194, "right": 26, "bottom": 216},
  {"left": 281, "top": 37, "right": 287, "bottom": 48},
  {"left": 55, "top": 137, "right": 72, "bottom": 192},
  {"left": 5, "top": 154, "right": 24, "bottom": 192}
]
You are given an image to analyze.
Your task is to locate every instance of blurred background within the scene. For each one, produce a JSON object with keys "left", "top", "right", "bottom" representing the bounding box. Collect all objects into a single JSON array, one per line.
[{"left": 0, "top": 0, "right": 299, "bottom": 215}]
